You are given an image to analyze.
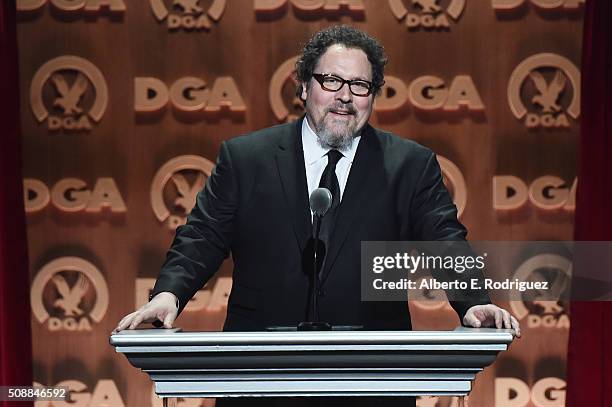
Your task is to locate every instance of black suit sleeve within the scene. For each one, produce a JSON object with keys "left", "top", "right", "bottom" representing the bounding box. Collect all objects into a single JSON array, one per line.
[
  {"left": 410, "top": 152, "right": 467, "bottom": 241},
  {"left": 409, "top": 151, "right": 491, "bottom": 323},
  {"left": 151, "top": 141, "right": 238, "bottom": 315}
]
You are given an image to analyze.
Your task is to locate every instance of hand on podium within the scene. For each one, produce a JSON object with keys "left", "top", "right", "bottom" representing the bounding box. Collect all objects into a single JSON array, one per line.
[
  {"left": 113, "top": 292, "right": 178, "bottom": 333},
  {"left": 463, "top": 304, "right": 521, "bottom": 337}
]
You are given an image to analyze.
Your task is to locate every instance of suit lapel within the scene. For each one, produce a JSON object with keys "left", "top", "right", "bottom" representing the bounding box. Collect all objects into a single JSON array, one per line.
[
  {"left": 275, "top": 118, "right": 312, "bottom": 252},
  {"left": 320, "top": 124, "right": 381, "bottom": 285}
]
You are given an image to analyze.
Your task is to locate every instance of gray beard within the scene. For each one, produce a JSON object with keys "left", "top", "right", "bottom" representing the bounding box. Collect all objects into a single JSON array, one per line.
[{"left": 314, "top": 122, "right": 356, "bottom": 152}]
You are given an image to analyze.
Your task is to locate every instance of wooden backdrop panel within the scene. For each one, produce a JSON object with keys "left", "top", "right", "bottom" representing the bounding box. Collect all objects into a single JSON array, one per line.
[{"left": 17, "top": 1, "right": 582, "bottom": 405}]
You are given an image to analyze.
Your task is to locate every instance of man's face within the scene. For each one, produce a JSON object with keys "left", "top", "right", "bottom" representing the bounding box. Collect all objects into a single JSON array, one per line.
[{"left": 301, "top": 45, "right": 374, "bottom": 151}]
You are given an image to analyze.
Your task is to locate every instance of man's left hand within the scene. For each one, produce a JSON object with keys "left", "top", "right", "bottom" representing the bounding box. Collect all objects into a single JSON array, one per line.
[{"left": 463, "top": 304, "right": 521, "bottom": 337}]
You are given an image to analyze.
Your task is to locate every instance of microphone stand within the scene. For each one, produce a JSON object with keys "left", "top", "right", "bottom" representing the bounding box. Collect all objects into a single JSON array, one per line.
[{"left": 298, "top": 213, "right": 331, "bottom": 331}]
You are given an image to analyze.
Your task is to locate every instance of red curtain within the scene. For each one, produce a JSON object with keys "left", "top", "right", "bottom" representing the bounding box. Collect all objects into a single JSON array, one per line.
[
  {"left": 566, "top": 0, "right": 612, "bottom": 405},
  {"left": 0, "top": 1, "right": 33, "bottom": 406}
]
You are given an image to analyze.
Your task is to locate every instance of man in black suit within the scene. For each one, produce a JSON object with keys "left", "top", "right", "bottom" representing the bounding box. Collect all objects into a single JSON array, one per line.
[{"left": 115, "top": 23, "right": 519, "bottom": 350}]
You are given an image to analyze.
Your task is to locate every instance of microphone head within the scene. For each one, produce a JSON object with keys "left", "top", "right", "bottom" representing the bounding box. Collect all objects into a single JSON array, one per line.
[{"left": 310, "top": 188, "right": 332, "bottom": 216}]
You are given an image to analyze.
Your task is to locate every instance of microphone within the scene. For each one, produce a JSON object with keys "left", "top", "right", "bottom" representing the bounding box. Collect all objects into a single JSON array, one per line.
[
  {"left": 310, "top": 187, "right": 332, "bottom": 217},
  {"left": 298, "top": 188, "right": 333, "bottom": 331}
]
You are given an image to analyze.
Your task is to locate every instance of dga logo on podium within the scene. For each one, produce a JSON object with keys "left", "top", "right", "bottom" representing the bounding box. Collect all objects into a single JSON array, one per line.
[
  {"left": 30, "top": 56, "right": 108, "bottom": 132},
  {"left": 150, "top": 0, "right": 226, "bottom": 31},
  {"left": 269, "top": 56, "right": 484, "bottom": 123},
  {"left": 509, "top": 253, "right": 570, "bottom": 329},
  {"left": 17, "top": 0, "right": 125, "bottom": 14},
  {"left": 508, "top": 53, "right": 580, "bottom": 129},
  {"left": 151, "top": 155, "right": 215, "bottom": 230},
  {"left": 31, "top": 257, "right": 109, "bottom": 331},
  {"left": 388, "top": 0, "right": 466, "bottom": 30},
  {"left": 33, "top": 380, "right": 125, "bottom": 407}
]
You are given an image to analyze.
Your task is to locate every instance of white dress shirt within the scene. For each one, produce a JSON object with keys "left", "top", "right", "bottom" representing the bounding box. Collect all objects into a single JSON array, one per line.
[{"left": 301, "top": 117, "right": 361, "bottom": 202}]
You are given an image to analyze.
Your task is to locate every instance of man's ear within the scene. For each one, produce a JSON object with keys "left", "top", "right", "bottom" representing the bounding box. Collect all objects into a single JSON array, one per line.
[{"left": 300, "top": 81, "right": 308, "bottom": 102}]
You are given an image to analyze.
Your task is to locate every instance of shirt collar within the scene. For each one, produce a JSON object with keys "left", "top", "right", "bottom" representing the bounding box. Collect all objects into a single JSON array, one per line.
[{"left": 301, "top": 116, "right": 361, "bottom": 165}]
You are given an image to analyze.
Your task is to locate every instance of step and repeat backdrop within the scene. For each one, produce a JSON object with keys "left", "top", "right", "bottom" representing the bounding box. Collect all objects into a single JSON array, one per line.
[{"left": 16, "top": 0, "right": 582, "bottom": 406}]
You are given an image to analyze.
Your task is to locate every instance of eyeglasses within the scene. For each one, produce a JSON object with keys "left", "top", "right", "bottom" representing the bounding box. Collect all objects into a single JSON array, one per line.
[{"left": 312, "top": 73, "right": 374, "bottom": 97}]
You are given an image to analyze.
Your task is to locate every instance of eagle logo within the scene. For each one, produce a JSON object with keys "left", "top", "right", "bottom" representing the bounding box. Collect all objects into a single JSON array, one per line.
[
  {"left": 531, "top": 269, "right": 568, "bottom": 315},
  {"left": 50, "top": 73, "right": 88, "bottom": 116},
  {"left": 388, "top": 0, "right": 466, "bottom": 30},
  {"left": 171, "top": 172, "right": 205, "bottom": 214},
  {"left": 52, "top": 274, "right": 90, "bottom": 317},
  {"left": 533, "top": 300, "right": 564, "bottom": 315},
  {"left": 507, "top": 53, "right": 580, "bottom": 126},
  {"left": 151, "top": 156, "right": 214, "bottom": 229},
  {"left": 173, "top": 0, "right": 203, "bottom": 14},
  {"left": 30, "top": 56, "right": 108, "bottom": 129},
  {"left": 149, "top": 0, "right": 226, "bottom": 29},
  {"left": 529, "top": 70, "right": 567, "bottom": 114},
  {"left": 412, "top": 0, "right": 442, "bottom": 13}
]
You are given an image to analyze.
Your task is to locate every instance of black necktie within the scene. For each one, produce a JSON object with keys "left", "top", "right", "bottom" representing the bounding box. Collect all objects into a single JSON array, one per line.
[{"left": 318, "top": 149, "right": 343, "bottom": 247}]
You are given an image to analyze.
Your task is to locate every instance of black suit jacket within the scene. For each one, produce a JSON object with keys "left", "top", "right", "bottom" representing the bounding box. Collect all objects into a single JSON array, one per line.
[{"left": 152, "top": 118, "right": 489, "bottom": 331}]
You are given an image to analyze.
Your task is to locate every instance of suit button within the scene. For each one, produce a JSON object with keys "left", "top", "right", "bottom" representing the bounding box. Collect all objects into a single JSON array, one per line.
[{"left": 317, "top": 289, "right": 327, "bottom": 297}]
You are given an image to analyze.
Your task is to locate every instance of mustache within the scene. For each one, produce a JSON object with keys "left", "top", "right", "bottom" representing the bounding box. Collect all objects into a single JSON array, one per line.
[{"left": 326, "top": 104, "right": 357, "bottom": 115}]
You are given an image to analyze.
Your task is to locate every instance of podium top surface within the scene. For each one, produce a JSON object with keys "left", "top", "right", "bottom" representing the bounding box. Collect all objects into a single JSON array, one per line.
[
  {"left": 110, "top": 327, "right": 515, "bottom": 397},
  {"left": 110, "top": 327, "right": 514, "bottom": 347}
]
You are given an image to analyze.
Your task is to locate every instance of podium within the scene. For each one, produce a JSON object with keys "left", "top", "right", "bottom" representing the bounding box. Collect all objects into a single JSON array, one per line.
[{"left": 110, "top": 327, "right": 513, "bottom": 406}]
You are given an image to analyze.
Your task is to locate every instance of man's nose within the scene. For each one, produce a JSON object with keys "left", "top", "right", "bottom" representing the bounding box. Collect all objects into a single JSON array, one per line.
[{"left": 335, "top": 82, "right": 353, "bottom": 103}]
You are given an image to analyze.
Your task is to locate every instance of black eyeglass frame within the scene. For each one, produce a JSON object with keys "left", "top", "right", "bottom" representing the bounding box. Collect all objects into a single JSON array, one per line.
[{"left": 311, "top": 73, "right": 374, "bottom": 97}]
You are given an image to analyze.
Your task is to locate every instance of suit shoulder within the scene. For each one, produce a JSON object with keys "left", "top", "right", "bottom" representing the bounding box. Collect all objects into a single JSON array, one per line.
[
  {"left": 372, "top": 127, "right": 434, "bottom": 158},
  {"left": 224, "top": 121, "right": 294, "bottom": 152}
]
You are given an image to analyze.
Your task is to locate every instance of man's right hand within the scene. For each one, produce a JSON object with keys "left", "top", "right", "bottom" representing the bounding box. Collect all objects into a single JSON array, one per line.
[{"left": 113, "top": 292, "right": 178, "bottom": 333}]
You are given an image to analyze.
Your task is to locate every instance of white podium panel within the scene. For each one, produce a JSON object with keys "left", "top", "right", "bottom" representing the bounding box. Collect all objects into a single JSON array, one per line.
[{"left": 110, "top": 327, "right": 513, "bottom": 400}]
